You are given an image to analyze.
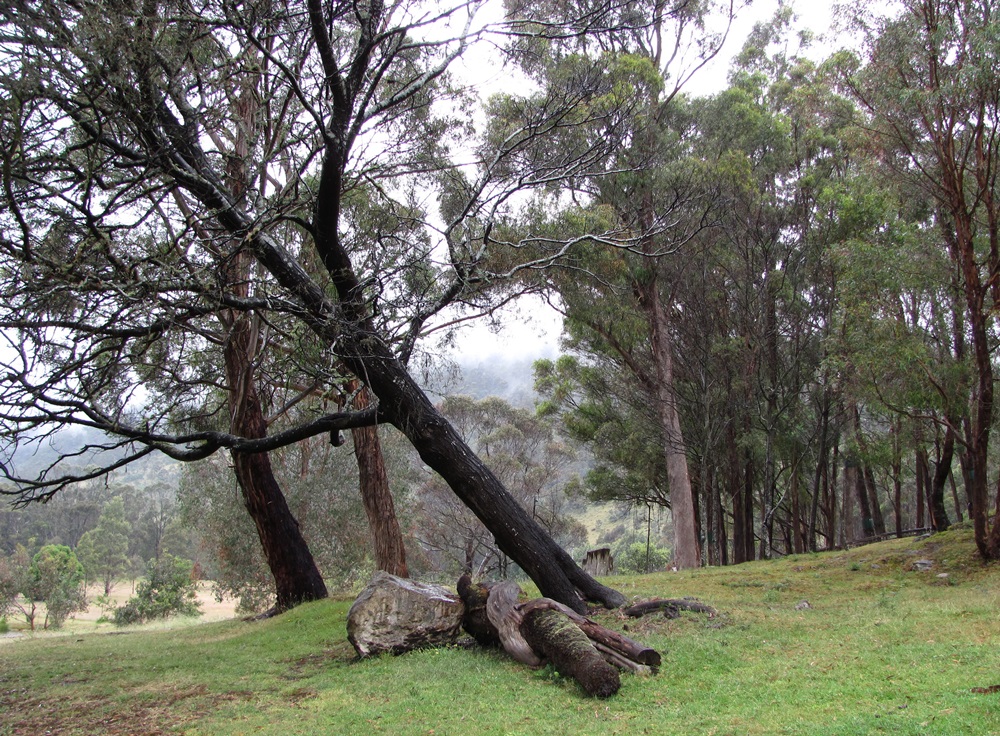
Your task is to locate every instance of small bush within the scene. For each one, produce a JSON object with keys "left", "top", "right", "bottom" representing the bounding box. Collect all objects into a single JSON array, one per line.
[
  {"left": 614, "top": 541, "right": 671, "bottom": 574},
  {"left": 113, "top": 555, "right": 202, "bottom": 626},
  {"left": 0, "top": 617, "right": 8, "bottom": 634}
]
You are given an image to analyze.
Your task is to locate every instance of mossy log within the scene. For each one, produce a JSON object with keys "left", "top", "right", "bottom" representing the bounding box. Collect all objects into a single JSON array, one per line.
[
  {"left": 518, "top": 598, "right": 660, "bottom": 670},
  {"left": 521, "top": 607, "right": 621, "bottom": 698},
  {"left": 457, "top": 578, "right": 661, "bottom": 696}
]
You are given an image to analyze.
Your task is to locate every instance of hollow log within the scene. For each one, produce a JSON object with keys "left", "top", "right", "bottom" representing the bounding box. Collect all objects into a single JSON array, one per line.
[{"left": 521, "top": 608, "right": 621, "bottom": 698}]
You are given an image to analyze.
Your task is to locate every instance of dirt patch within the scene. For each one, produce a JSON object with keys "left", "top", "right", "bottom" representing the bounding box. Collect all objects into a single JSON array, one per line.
[{"left": 0, "top": 680, "right": 245, "bottom": 735}]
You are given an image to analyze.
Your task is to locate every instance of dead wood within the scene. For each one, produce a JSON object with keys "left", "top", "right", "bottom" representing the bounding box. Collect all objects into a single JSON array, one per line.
[
  {"left": 521, "top": 607, "right": 621, "bottom": 698},
  {"left": 623, "top": 598, "right": 717, "bottom": 619},
  {"left": 485, "top": 581, "right": 541, "bottom": 666},
  {"left": 518, "top": 598, "right": 661, "bottom": 668},
  {"left": 456, "top": 574, "right": 500, "bottom": 647},
  {"left": 457, "top": 578, "right": 662, "bottom": 696}
]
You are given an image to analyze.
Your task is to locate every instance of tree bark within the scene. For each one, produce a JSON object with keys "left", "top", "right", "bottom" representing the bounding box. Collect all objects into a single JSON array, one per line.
[
  {"left": 223, "top": 312, "right": 328, "bottom": 612},
  {"left": 521, "top": 608, "right": 621, "bottom": 698},
  {"left": 348, "top": 380, "right": 409, "bottom": 577},
  {"left": 638, "top": 275, "right": 700, "bottom": 569},
  {"left": 929, "top": 424, "right": 954, "bottom": 531}
]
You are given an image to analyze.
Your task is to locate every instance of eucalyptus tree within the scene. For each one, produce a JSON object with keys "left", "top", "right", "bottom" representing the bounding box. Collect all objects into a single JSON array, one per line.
[
  {"left": 499, "top": 0, "right": 740, "bottom": 569},
  {"left": 0, "top": 0, "right": 633, "bottom": 610},
  {"left": 842, "top": 0, "right": 1000, "bottom": 559},
  {"left": 76, "top": 496, "right": 131, "bottom": 595}
]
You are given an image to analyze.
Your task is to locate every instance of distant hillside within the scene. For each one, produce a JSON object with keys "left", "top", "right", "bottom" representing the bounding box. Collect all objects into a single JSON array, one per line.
[
  {"left": 426, "top": 355, "right": 545, "bottom": 409},
  {"left": 3, "top": 425, "right": 180, "bottom": 494}
]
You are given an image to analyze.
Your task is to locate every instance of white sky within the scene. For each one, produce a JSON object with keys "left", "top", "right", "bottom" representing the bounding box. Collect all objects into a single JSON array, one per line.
[{"left": 441, "top": 0, "right": 847, "bottom": 364}]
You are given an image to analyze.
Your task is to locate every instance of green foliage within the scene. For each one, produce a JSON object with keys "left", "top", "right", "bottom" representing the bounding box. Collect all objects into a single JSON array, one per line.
[
  {"left": 76, "top": 497, "right": 131, "bottom": 596},
  {"left": 613, "top": 540, "right": 671, "bottom": 574},
  {"left": 113, "top": 554, "right": 202, "bottom": 626},
  {"left": 26, "top": 544, "right": 87, "bottom": 629}
]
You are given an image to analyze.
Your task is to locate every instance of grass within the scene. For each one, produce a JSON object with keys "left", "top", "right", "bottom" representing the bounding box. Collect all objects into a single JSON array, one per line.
[{"left": 2, "top": 529, "right": 999, "bottom": 735}]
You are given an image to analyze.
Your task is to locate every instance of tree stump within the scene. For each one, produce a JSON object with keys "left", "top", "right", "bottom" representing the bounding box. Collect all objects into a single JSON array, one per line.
[{"left": 582, "top": 548, "right": 614, "bottom": 576}]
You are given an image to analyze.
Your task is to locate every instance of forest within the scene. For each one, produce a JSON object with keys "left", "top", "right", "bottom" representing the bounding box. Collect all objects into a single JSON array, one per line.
[{"left": 2, "top": 0, "right": 1000, "bottom": 620}]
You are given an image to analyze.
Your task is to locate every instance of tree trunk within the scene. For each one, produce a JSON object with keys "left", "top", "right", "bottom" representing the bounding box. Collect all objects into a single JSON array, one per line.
[
  {"left": 214, "top": 80, "right": 326, "bottom": 613},
  {"left": 915, "top": 447, "right": 928, "bottom": 530},
  {"left": 223, "top": 312, "right": 328, "bottom": 612},
  {"left": 638, "top": 275, "right": 699, "bottom": 569},
  {"left": 929, "top": 425, "right": 954, "bottom": 532},
  {"left": 863, "top": 466, "right": 886, "bottom": 536},
  {"left": 348, "top": 380, "right": 409, "bottom": 577}
]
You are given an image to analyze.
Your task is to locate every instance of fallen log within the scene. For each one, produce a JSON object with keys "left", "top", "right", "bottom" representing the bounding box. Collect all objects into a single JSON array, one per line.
[
  {"left": 521, "top": 607, "right": 621, "bottom": 698},
  {"left": 623, "top": 598, "right": 717, "bottom": 619},
  {"left": 518, "top": 598, "right": 661, "bottom": 669},
  {"left": 457, "top": 578, "right": 661, "bottom": 696}
]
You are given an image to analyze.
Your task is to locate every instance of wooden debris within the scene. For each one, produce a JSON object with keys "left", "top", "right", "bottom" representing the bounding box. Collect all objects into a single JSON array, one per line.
[
  {"left": 521, "top": 607, "right": 621, "bottom": 698},
  {"left": 623, "top": 598, "right": 717, "bottom": 619},
  {"left": 457, "top": 578, "right": 663, "bottom": 697}
]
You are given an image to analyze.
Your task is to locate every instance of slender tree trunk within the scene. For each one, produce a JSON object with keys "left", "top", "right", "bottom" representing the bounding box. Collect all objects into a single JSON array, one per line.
[
  {"left": 809, "top": 395, "right": 829, "bottom": 551},
  {"left": 347, "top": 380, "right": 408, "bottom": 577},
  {"left": 638, "top": 276, "right": 700, "bottom": 569},
  {"left": 929, "top": 425, "right": 955, "bottom": 531},
  {"left": 951, "top": 472, "right": 964, "bottom": 523},
  {"left": 863, "top": 466, "right": 886, "bottom": 536},
  {"left": 828, "top": 440, "right": 839, "bottom": 548},
  {"left": 915, "top": 447, "right": 928, "bottom": 529}
]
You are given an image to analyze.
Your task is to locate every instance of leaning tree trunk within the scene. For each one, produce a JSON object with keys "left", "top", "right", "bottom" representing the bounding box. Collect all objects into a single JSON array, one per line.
[{"left": 339, "top": 324, "right": 625, "bottom": 613}]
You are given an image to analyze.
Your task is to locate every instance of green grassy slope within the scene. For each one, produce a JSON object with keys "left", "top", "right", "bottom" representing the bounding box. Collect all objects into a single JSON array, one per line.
[{"left": 2, "top": 529, "right": 998, "bottom": 735}]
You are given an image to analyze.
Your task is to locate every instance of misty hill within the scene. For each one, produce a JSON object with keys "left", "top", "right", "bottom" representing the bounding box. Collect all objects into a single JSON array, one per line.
[{"left": 426, "top": 354, "right": 545, "bottom": 409}]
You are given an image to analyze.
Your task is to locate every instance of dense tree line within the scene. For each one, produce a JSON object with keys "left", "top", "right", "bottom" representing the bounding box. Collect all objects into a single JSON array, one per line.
[{"left": 535, "top": 0, "right": 1000, "bottom": 565}]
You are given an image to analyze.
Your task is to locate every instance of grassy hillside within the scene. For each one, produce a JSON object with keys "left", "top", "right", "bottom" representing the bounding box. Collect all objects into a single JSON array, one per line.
[{"left": 2, "top": 529, "right": 998, "bottom": 735}]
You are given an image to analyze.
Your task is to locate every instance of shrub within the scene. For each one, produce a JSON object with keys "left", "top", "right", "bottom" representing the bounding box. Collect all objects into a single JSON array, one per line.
[
  {"left": 614, "top": 540, "right": 671, "bottom": 574},
  {"left": 113, "top": 554, "right": 202, "bottom": 626},
  {"left": 27, "top": 545, "right": 87, "bottom": 629}
]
